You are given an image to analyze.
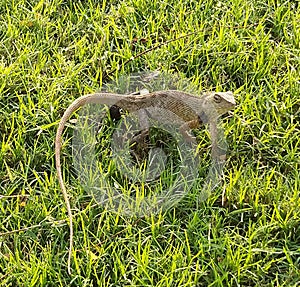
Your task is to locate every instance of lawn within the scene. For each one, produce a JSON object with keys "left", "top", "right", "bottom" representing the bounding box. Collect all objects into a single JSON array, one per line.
[{"left": 0, "top": 0, "right": 300, "bottom": 286}]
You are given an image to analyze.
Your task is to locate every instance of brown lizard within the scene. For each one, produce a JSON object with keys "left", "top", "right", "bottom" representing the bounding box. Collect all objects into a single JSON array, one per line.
[{"left": 55, "top": 90, "right": 236, "bottom": 274}]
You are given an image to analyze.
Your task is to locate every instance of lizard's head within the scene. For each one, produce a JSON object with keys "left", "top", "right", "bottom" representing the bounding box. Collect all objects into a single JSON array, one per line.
[{"left": 206, "top": 91, "right": 236, "bottom": 116}]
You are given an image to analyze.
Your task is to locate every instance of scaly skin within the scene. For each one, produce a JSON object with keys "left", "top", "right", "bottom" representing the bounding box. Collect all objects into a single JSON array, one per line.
[{"left": 55, "top": 90, "right": 236, "bottom": 274}]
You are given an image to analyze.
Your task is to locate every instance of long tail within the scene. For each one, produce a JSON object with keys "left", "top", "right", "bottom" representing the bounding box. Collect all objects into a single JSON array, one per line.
[{"left": 55, "top": 113, "right": 74, "bottom": 275}]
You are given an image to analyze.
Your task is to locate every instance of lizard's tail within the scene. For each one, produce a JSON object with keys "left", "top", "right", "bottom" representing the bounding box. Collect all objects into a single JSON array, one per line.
[{"left": 55, "top": 113, "right": 74, "bottom": 275}]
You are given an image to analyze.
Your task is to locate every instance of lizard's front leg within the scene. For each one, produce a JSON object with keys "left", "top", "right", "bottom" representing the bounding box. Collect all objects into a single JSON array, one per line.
[
  {"left": 179, "top": 110, "right": 209, "bottom": 143},
  {"left": 179, "top": 116, "right": 204, "bottom": 143}
]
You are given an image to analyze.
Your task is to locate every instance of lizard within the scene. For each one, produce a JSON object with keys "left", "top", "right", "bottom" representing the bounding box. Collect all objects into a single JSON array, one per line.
[{"left": 54, "top": 90, "right": 236, "bottom": 274}]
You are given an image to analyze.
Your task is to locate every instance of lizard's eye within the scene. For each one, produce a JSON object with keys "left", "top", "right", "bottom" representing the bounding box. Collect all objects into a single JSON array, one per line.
[{"left": 213, "top": 94, "right": 222, "bottom": 103}]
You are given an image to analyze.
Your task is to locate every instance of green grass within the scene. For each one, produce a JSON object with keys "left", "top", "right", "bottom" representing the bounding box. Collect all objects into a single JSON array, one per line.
[{"left": 1, "top": 0, "right": 300, "bottom": 286}]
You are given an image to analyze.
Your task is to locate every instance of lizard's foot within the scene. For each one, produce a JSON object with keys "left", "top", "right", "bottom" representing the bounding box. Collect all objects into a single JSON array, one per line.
[{"left": 129, "top": 129, "right": 151, "bottom": 164}]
